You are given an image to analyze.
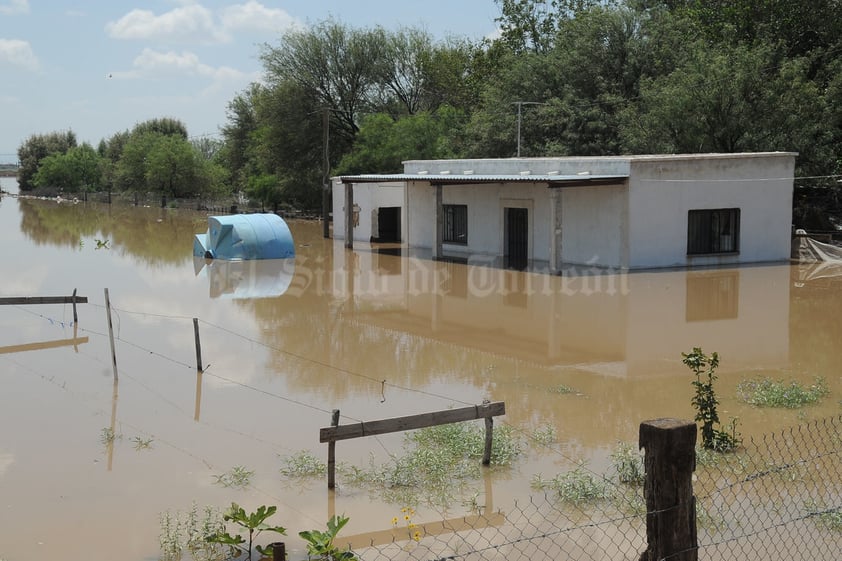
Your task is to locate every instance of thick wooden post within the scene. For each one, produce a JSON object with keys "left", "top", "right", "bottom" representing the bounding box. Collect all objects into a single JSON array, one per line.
[
  {"left": 72, "top": 288, "right": 78, "bottom": 324},
  {"left": 482, "top": 416, "right": 494, "bottom": 466},
  {"left": 639, "top": 418, "right": 697, "bottom": 561},
  {"left": 271, "top": 542, "right": 286, "bottom": 561},
  {"left": 327, "top": 409, "right": 340, "bottom": 489}
]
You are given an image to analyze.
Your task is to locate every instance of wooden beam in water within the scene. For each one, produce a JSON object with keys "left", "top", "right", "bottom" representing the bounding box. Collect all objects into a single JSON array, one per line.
[
  {"left": 320, "top": 401, "right": 505, "bottom": 443},
  {"left": 0, "top": 336, "right": 89, "bottom": 355},
  {"left": 0, "top": 296, "right": 88, "bottom": 305}
]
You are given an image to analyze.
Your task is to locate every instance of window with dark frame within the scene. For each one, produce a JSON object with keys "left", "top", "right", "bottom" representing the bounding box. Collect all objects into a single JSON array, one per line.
[
  {"left": 443, "top": 204, "right": 468, "bottom": 244},
  {"left": 687, "top": 208, "right": 740, "bottom": 255}
]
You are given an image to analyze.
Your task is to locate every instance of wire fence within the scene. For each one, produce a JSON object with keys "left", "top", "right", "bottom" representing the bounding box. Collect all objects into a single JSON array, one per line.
[{"left": 350, "top": 416, "right": 842, "bottom": 561}]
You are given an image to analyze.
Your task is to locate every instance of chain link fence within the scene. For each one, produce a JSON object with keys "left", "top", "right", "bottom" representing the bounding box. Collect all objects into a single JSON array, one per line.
[{"left": 348, "top": 416, "right": 841, "bottom": 561}]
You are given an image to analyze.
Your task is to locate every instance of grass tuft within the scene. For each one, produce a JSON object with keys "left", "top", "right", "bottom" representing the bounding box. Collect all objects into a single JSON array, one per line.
[{"left": 737, "top": 376, "right": 829, "bottom": 408}]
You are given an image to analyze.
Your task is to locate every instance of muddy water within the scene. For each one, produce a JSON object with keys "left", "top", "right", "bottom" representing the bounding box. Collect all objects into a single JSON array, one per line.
[{"left": 1, "top": 187, "right": 841, "bottom": 560}]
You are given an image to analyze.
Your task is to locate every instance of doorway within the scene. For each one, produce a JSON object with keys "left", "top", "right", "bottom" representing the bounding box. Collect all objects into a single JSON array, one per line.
[
  {"left": 504, "top": 207, "right": 528, "bottom": 270},
  {"left": 375, "top": 207, "right": 401, "bottom": 243}
]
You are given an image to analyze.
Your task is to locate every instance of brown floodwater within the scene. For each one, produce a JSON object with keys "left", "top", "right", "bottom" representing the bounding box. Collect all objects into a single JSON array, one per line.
[{"left": 1, "top": 178, "right": 841, "bottom": 560}]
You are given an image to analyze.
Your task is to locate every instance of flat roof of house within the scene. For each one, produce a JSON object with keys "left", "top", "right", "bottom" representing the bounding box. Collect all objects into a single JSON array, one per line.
[{"left": 336, "top": 173, "right": 628, "bottom": 188}]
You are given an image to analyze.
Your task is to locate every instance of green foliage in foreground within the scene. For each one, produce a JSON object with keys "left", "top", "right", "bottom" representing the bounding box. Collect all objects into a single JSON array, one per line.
[
  {"left": 737, "top": 376, "right": 829, "bottom": 408},
  {"left": 299, "top": 515, "right": 358, "bottom": 560},
  {"left": 206, "top": 503, "right": 286, "bottom": 561}
]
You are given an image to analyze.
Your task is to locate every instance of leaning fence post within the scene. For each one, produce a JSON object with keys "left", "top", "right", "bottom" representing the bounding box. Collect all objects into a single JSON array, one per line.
[
  {"left": 482, "top": 416, "right": 494, "bottom": 466},
  {"left": 104, "top": 288, "right": 118, "bottom": 381},
  {"left": 328, "top": 409, "right": 340, "bottom": 489},
  {"left": 193, "top": 318, "right": 203, "bottom": 372},
  {"left": 639, "top": 418, "right": 697, "bottom": 561}
]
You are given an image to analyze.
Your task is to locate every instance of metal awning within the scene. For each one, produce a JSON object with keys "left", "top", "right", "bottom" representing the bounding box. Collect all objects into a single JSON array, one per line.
[{"left": 337, "top": 173, "right": 628, "bottom": 188}]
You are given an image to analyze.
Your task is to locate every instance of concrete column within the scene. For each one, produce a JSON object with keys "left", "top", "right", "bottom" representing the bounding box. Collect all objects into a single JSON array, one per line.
[
  {"left": 549, "top": 188, "right": 563, "bottom": 273},
  {"left": 344, "top": 182, "right": 353, "bottom": 249},
  {"left": 433, "top": 184, "right": 443, "bottom": 260}
]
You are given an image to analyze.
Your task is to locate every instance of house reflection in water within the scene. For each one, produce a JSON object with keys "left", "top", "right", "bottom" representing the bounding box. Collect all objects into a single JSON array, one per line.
[{"left": 328, "top": 245, "right": 790, "bottom": 377}]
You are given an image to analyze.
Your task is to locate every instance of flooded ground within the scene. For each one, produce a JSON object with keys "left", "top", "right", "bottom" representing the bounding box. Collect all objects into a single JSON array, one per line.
[{"left": 1, "top": 177, "right": 840, "bottom": 560}]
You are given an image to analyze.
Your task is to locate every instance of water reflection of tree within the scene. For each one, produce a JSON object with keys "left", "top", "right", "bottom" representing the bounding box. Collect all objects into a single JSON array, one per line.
[{"left": 17, "top": 198, "right": 205, "bottom": 265}]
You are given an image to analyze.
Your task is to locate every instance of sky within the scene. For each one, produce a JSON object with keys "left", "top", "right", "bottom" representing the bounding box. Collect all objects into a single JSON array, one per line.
[{"left": 0, "top": 0, "right": 502, "bottom": 163}]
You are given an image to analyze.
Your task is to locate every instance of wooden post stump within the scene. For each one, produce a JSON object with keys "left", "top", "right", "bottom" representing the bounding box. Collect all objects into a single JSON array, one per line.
[{"left": 639, "top": 418, "right": 697, "bottom": 561}]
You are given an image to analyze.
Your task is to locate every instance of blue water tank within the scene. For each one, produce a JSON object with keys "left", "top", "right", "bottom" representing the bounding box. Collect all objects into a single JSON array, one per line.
[{"left": 193, "top": 214, "right": 295, "bottom": 260}]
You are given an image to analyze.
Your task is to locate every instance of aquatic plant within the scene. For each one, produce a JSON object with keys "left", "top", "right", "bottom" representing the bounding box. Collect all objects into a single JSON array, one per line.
[
  {"left": 531, "top": 424, "right": 557, "bottom": 445},
  {"left": 279, "top": 450, "right": 326, "bottom": 477},
  {"left": 737, "top": 376, "right": 829, "bottom": 408},
  {"left": 159, "top": 503, "right": 224, "bottom": 561},
  {"left": 338, "top": 422, "right": 522, "bottom": 507},
  {"left": 212, "top": 465, "right": 254, "bottom": 488},
  {"left": 611, "top": 441, "right": 644, "bottom": 486},
  {"left": 805, "top": 500, "right": 842, "bottom": 532},
  {"left": 531, "top": 464, "right": 611, "bottom": 505},
  {"left": 131, "top": 436, "right": 154, "bottom": 450}
]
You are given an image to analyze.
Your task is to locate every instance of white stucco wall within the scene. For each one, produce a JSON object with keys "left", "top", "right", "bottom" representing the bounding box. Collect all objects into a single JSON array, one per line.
[
  {"left": 406, "top": 182, "right": 550, "bottom": 262},
  {"left": 627, "top": 154, "right": 795, "bottom": 269},
  {"left": 560, "top": 184, "right": 628, "bottom": 268},
  {"left": 332, "top": 181, "right": 405, "bottom": 242}
]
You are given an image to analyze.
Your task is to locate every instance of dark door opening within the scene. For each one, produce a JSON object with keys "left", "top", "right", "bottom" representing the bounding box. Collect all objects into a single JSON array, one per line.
[
  {"left": 375, "top": 207, "right": 401, "bottom": 243},
  {"left": 504, "top": 207, "right": 528, "bottom": 270}
]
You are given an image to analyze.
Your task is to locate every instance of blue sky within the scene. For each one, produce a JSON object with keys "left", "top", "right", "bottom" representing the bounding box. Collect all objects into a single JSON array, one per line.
[{"left": 0, "top": 0, "right": 501, "bottom": 163}]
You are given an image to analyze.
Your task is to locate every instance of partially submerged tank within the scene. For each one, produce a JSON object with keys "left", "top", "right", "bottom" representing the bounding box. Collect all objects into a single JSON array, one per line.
[{"left": 193, "top": 214, "right": 295, "bottom": 260}]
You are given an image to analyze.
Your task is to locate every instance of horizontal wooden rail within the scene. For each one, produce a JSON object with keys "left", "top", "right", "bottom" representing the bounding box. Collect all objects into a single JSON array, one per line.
[
  {"left": 321, "top": 401, "right": 506, "bottom": 490},
  {"left": 320, "top": 401, "right": 505, "bottom": 443},
  {"left": 0, "top": 296, "right": 88, "bottom": 305},
  {"left": 0, "top": 336, "right": 89, "bottom": 355}
]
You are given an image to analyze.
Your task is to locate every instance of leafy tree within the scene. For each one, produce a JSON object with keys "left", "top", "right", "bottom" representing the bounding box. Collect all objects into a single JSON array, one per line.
[
  {"left": 17, "top": 130, "right": 77, "bottom": 191},
  {"left": 130, "top": 117, "right": 188, "bottom": 140},
  {"left": 245, "top": 173, "right": 283, "bottom": 211},
  {"left": 33, "top": 143, "right": 103, "bottom": 194},
  {"left": 260, "top": 19, "right": 385, "bottom": 143},
  {"left": 335, "top": 107, "right": 464, "bottom": 175}
]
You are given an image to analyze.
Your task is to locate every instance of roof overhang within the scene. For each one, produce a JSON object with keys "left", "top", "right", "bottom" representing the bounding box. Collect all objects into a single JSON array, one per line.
[{"left": 337, "top": 173, "right": 628, "bottom": 188}]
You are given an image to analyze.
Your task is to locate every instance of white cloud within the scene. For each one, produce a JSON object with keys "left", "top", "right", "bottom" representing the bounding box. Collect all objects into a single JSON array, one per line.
[
  {"left": 0, "top": 39, "right": 39, "bottom": 71},
  {"left": 220, "top": 1, "right": 300, "bottom": 34},
  {"left": 123, "top": 48, "right": 246, "bottom": 82},
  {"left": 106, "top": 4, "right": 228, "bottom": 44},
  {"left": 0, "top": 0, "right": 28, "bottom": 15}
]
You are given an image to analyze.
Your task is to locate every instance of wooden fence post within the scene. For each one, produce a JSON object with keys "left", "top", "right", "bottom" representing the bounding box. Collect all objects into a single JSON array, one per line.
[
  {"left": 328, "top": 409, "right": 340, "bottom": 489},
  {"left": 104, "top": 288, "right": 118, "bottom": 381},
  {"left": 193, "top": 318, "right": 203, "bottom": 372},
  {"left": 639, "top": 418, "right": 697, "bottom": 561},
  {"left": 72, "top": 288, "right": 78, "bottom": 324}
]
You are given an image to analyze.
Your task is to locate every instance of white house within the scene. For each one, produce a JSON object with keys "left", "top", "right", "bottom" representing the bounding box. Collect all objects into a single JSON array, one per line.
[{"left": 333, "top": 152, "right": 796, "bottom": 271}]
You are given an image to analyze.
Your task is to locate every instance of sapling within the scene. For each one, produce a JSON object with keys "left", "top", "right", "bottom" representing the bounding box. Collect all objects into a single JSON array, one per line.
[
  {"left": 683, "top": 347, "right": 741, "bottom": 452},
  {"left": 206, "top": 503, "right": 286, "bottom": 561}
]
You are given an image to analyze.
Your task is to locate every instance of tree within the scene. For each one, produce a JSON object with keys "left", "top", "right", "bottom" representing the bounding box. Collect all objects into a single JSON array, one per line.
[
  {"left": 334, "top": 107, "right": 464, "bottom": 175},
  {"left": 260, "top": 20, "right": 385, "bottom": 143},
  {"left": 130, "top": 117, "right": 188, "bottom": 140},
  {"left": 17, "top": 130, "right": 77, "bottom": 191},
  {"left": 33, "top": 143, "right": 103, "bottom": 194}
]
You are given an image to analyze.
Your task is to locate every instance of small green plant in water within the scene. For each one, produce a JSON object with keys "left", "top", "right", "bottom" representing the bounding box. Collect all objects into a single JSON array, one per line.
[
  {"left": 531, "top": 464, "right": 610, "bottom": 505},
  {"left": 611, "top": 441, "right": 644, "bottom": 486},
  {"left": 683, "top": 348, "right": 741, "bottom": 452},
  {"left": 279, "top": 450, "right": 326, "bottom": 477},
  {"left": 131, "top": 436, "right": 154, "bottom": 450},
  {"left": 805, "top": 500, "right": 842, "bottom": 531},
  {"left": 299, "top": 515, "right": 358, "bottom": 560},
  {"left": 737, "top": 376, "right": 828, "bottom": 408},
  {"left": 206, "top": 503, "right": 286, "bottom": 560},
  {"left": 213, "top": 465, "right": 254, "bottom": 488},
  {"left": 95, "top": 238, "right": 110, "bottom": 249}
]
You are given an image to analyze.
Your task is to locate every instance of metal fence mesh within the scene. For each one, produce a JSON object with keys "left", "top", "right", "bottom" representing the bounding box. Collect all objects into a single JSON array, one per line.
[{"left": 351, "top": 416, "right": 842, "bottom": 561}]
